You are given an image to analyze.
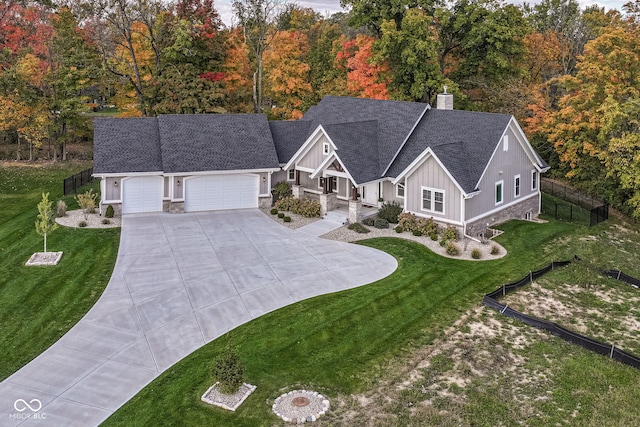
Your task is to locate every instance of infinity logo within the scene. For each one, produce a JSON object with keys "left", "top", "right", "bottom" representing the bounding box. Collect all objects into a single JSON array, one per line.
[{"left": 14, "top": 399, "right": 42, "bottom": 412}]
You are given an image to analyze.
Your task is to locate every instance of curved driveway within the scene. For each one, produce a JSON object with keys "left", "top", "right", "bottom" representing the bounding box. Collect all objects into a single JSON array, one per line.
[{"left": 1, "top": 209, "right": 396, "bottom": 426}]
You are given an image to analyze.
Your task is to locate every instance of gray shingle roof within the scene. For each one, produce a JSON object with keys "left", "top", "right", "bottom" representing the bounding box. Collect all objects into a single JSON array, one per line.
[
  {"left": 93, "top": 117, "right": 162, "bottom": 174},
  {"left": 323, "top": 121, "right": 380, "bottom": 185},
  {"left": 269, "top": 120, "right": 312, "bottom": 164},
  {"left": 157, "top": 114, "right": 280, "bottom": 173},
  {"left": 386, "top": 109, "right": 513, "bottom": 193},
  {"left": 303, "top": 96, "right": 428, "bottom": 175}
]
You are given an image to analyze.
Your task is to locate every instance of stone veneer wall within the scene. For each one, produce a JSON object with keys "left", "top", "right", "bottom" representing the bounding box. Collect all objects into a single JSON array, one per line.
[
  {"left": 319, "top": 192, "right": 337, "bottom": 216},
  {"left": 465, "top": 194, "right": 539, "bottom": 238},
  {"left": 163, "top": 201, "right": 185, "bottom": 213},
  {"left": 259, "top": 196, "right": 272, "bottom": 208}
]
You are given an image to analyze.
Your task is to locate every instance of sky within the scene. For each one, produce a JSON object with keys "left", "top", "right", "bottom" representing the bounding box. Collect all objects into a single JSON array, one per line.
[{"left": 216, "top": 0, "right": 629, "bottom": 27}]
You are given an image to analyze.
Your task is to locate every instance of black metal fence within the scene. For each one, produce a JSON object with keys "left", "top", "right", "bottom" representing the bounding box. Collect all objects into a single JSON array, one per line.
[
  {"left": 63, "top": 168, "right": 94, "bottom": 196},
  {"left": 541, "top": 179, "right": 608, "bottom": 226},
  {"left": 483, "top": 260, "right": 640, "bottom": 370}
]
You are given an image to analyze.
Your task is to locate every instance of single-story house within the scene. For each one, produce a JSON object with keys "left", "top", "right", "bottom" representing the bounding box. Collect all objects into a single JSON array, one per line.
[{"left": 93, "top": 92, "right": 548, "bottom": 237}]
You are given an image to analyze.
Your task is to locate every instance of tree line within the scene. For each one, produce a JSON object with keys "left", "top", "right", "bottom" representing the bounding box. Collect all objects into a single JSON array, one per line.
[{"left": 0, "top": 0, "right": 638, "bottom": 218}]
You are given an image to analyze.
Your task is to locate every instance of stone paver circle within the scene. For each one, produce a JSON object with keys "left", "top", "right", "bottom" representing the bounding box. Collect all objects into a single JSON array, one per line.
[{"left": 272, "top": 389, "right": 330, "bottom": 424}]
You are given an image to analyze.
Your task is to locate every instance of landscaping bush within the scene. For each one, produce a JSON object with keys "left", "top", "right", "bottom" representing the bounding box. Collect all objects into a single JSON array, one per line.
[
  {"left": 446, "top": 242, "right": 460, "bottom": 256},
  {"left": 374, "top": 218, "right": 389, "bottom": 229},
  {"left": 442, "top": 226, "right": 459, "bottom": 242},
  {"left": 283, "top": 216, "right": 291, "bottom": 222},
  {"left": 270, "top": 208, "right": 278, "bottom": 215},
  {"left": 430, "top": 232, "right": 438, "bottom": 241},
  {"left": 213, "top": 345, "right": 244, "bottom": 395},
  {"left": 105, "top": 204, "right": 115, "bottom": 218},
  {"left": 377, "top": 201, "right": 403, "bottom": 223},
  {"left": 277, "top": 213, "right": 285, "bottom": 218},
  {"left": 274, "top": 196, "right": 320, "bottom": 218},
  {"left": 78, "top": 221, "right": 87, "bottom": 228},
  {"left": 362, "top": 217, "right": 375, "bottom": 226},
  {"left": 439, "top": 239, "right": 447, "bottom": 246},
  {"left": 471, "top": 248, "right": 482, "bottom": 259},
  {"left": 75, "top": 188, "right": 97, "bottom": 216},
  {"left": 412, "top": 230, "right": 422, "bottom": 236},
  {"left": 102, "top": 219, "right": 111, "bottom": 225},
  {"left": 347, "top": 222, "right": 370, "bottom": 233},
  {"left": 398, "top": 213, "right": 439, "bottom": 235},
  {"left": 395, "top": 225, "right": 403, "bottom": 233},
  {"left": 272, "top": 181, "right": 291, "bottom": 202},
  {"left": 56, "top": 200, "right": 67, "bottom": 217},
  {"left": 490, "top": 245, "right": 500, "bottom": 255}
]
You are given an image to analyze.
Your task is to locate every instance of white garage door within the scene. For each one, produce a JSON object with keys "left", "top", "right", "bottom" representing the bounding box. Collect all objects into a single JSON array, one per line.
[
  {"left": 122, "top": 176, "right": 163, "bottom": 214},
  {"left": 185, "top": 175, "right": 259, "bottom": 212}
]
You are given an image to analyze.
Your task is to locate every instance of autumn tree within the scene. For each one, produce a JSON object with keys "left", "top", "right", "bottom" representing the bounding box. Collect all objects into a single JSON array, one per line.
[
  {"left": 232, "top": 0, "right": 282, "bottom": 113},
  {"left": 543, "top": 13, "right": 640, "bottom": 217},
  {"left": 263, "top": 30, "right": 312, "bottom": 119},
  {"left": 335, "top": 34, "right": 390, "bottom": 99}
]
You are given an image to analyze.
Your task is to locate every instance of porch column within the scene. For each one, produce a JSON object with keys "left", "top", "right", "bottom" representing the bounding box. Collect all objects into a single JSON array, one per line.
[
  {"left": 295, "top": 170, "right": 300, "bottom": 186},
  {"left": 349, "top": 198, "right": 362, "bottom": 223},
  {"left": 351, "top": 185, "right": 358, "bottom": 201},
  {"left": 321, "top": 177, "right": 328, "bottom": 195}
]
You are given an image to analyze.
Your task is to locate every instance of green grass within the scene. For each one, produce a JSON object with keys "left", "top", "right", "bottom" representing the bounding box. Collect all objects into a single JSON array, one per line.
[
  {"left": 0, "top": 162, "right": 120, "bottom": 381},
  {"left": 104, "top": 219, "right": 578, "bottom": 426},
  {"left": 541, "top": 192, "right": 592, "bottom": 226}
]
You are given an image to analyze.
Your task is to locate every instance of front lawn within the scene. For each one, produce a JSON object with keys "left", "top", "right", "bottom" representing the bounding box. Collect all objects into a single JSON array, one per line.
[
  {"left": 0, "top": 162, "right": 120, "bottom": 381},
  {"left": 104, "top": 219, "right": 578, "bottom": 426}
]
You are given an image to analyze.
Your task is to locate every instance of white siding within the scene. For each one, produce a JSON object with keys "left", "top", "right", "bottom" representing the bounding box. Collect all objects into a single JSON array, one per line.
[
  {"left": 465, "top": 124, "right": 538, "bottom": 220},
  {"left": 298, "top": 134, "right": 332, "bottom": 170},
  {"left": 405, "top": 156, "right": 462, "bottom": 223}
]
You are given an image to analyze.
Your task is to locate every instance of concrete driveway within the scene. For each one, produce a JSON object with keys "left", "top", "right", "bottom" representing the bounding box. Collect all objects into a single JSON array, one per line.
[{"left": 1, "top": 209, "right": 397, "bottom": 426}]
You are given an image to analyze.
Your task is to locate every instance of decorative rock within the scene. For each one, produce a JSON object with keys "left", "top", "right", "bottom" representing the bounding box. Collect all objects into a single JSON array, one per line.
[
  {"left": 201, "top": 382, "right": 256, "bottom": 411},
  {"left": 272, "top": 389, "right": 330, "bottom": 424}
]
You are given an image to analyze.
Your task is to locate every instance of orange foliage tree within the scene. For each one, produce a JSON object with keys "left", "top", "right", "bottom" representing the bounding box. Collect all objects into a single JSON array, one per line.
[{"left": 335, "top": 34, "right": 390, "bottom": 100}]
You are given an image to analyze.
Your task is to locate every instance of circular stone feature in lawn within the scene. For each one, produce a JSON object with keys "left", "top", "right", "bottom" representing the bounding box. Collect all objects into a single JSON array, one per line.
[{"left": 272, "top": 390, "right": 329, "bottom": 424}]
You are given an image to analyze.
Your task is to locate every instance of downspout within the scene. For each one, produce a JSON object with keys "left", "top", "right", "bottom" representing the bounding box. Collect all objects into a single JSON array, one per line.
[{"left": 462, "top": 191, "right": 482, "bottom": 243}]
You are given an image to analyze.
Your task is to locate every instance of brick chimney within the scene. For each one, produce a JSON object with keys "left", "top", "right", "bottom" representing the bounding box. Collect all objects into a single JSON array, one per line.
[{"left": 436, "top": 86, "right": 453, "bottom": 110}]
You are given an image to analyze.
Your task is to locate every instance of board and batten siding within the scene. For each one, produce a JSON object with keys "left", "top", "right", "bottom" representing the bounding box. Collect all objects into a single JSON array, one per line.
[
  {"left": 405, "top": 155, "right": 462, "bottom": 223},
  {"left": 298, "top": 134, "right": 333, "bottom": 170},
  {"left": 298, "top": 172, "right": 320, "bottom": 192},
  {"left": 381, "top": 180, "right": 404, "bottom": 206},
  {"left": 104, "top": 177, "right": 122, "bottom": 201},
  {"left": 465, "top": 124, "right": 538, "bottom": 221}
]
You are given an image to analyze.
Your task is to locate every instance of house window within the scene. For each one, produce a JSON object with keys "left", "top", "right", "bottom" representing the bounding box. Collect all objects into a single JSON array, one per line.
[
  {"left": 322, "top": 142, "right": 330, "bottom": 155},
  {"left": 421, "top": 187, "right": 444, "bottom": 214},
  {"left": 514, "top": 175, "right": 521, "bottom": 198},
  {"left": 495, "top": 180, "right": 504, "bottom": 205},
  {"left": 287, "top": 169, "right": 295, "bottom": 181},
  {"left": 503, "top": 135, "right": 509, "bottom": 151},
  {"left": 397, "top": 183, "right": 405, "bottom": 198},
  {"left": 531, "top": 170, "right": 538, "bottom": 191}
]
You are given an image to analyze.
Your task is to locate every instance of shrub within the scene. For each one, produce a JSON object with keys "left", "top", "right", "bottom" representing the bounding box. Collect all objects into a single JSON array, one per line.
[
  {"left": 213, "top": 345, "right": 244, "bottom": 395},
  {"left": 277, "top": 212, "right": 285, "bottom": 218},
  {"left": 442, "top": 226, "right": 459, "bottom": 242},
  {"left": 398, "top": 212, "right": 417, "bottom": 231},
  {"left": 272, "top": 181, "right": 291, "bottom": 201},
  {"left": 378, "top": 201, "right": 403, "bottom": 223},
  {"left": 412, "top": 230, "right": 422, "bottom": 236},
  {"left": 274, "top": 196, "right": 320, "bottom": 218},
  {"left": 270, "top": 208, "right": 278, "bottom": 215},
  {"left": 446, "top": 242, "right": 460, "bottom": 256},
  {"left": 75, "top": 188, "right": 97, "bottom": 217},
  {"left": 395, "top": 225, "right": 403, "bottom": 233},
  {"left": 78, "top": 221, "right": 87, "bottom": 228},
  {"left": 56, "top": 200, "right": 67, "bottom": 217},
  {"left": 347, "top": 222, "right": 370, "bottom": 233},
  {"left": 105, "top": 204, "right": 115, "bottom": 218},
  {"left": 471, "top": 248, "right": 482, "bottom": 259},
  {"left": 490, "top": 245, "right": 500, "bottom": 255},
  {"left": 283, "top": 216, "right": 291, "bottom": 222},
  {"left": 374, "top": 218, "right": 389, "bottom": 229},
  {"left": 430, "top": 232, "right": 438, "bottom": 241},
  {"left": 439, "top": 239, "right": 447, "bottom": 246},
  {"left": 102, "top": 219, "right": 111, "bottom": 225},
  {"left": 362, "top": 217, "right": 375, "bottom": 226}
]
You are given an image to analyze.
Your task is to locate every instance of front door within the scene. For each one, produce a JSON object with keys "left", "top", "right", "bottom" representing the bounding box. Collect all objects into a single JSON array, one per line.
[{"left": 361, "top": 183, "right": 378, "bottom": 206}]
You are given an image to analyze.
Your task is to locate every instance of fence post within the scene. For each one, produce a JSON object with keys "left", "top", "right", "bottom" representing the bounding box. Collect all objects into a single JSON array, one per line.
[
  {"left": 617, "top": 270, "right": 621, "bottom": 280},
  {"left": 570, "top": 205, "right": 573, "bottom": 222},
  {"left": 502, "top": 284, "right": 505, "bottom": 297},
  {"left": 530, "top": 271, "right": 533, "bottom": 284},
  {"left": 610, "top": 344, "right": 615, "bottom": 358}
]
